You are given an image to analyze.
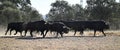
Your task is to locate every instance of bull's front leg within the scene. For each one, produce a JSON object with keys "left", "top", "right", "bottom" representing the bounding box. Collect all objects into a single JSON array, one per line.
[
  {"left": 41, "top": 31, "right": 45, "bottom": 38},
  {"left": 30, "top": 31, "right": 33, "bottom": 37},
  {"left": 44, "top": 30, "right": 49, "bottom": 37},
  {"left": 74, "top": 30, "right": 77, "bottom": 36},
  {"left": 101, "top": 30, "right": 106, "bottom": 36},
  {"left": 24, "top": 30, "right": 28, "bottom": 36},
  {"left": 60, "top": 32, "right": 63, "bottom": 37},
  {"left": 80, "top": 30, "right": 84, "bottom": 36}
]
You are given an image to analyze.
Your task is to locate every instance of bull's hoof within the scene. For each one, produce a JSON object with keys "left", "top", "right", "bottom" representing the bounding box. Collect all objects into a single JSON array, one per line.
[
  {"left": 42, "top": 37, "right": 45, "bottom": 38},
  {"left": 14, "top": 34, "right": 16, "bottom": 35},
  {"left": 104, "top": 35, "right": 106, "bottom": 36}
]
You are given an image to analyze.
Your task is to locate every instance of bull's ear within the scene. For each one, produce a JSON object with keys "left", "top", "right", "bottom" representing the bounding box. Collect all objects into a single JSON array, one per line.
[
  {"left": 67, "top": 27, "right": 70, "bottom": 29},
  {"left": 63, "top": 26, "right": 70, "bottom": 29},
  {"left": 63, "top": 26, "right": 67, "bottom": 28},
  {"left": 45, "top": 22, "right": 49, "bottom": 24},
  {"left": 45, "top": 23, "right": 47, "bottom": 24}
]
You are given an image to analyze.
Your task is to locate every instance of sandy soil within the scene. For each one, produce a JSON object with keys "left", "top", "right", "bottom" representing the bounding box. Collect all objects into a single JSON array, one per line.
[{"left": 0, "top": 28, "right": 120, "bottom": 50}]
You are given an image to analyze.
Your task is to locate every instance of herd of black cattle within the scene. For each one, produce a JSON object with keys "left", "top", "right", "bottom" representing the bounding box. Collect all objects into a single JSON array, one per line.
[{"left": 5, "top": 20, "right": 109, "bottom": 38}]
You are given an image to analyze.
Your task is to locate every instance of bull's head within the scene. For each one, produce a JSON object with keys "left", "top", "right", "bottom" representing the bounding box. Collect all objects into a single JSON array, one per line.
[{"left": 63, "top": 26, "right": 70, "bottom": 33}]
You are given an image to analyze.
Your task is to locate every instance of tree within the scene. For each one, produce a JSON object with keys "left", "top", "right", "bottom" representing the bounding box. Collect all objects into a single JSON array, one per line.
[
  {"left": 20, "top": 6, "right": 43, "bottom": 22},
  {"left": 86, "top": 0, "right": 116, "bottom": 21},
  {"left": 0, "top": 1, "right": 22, "bottom": 24},
  {"left": 46, "top": 0, "right": 73, "bottom": 21},
  {"left": 0, "top": 0, "right": 31, "bottom": 8},
  {"left": 72, "top": 4, "right": 86, "bottom": 21},
  {"left": 0, "top": 0, "right": 43, "bottom": 25},
  {"left": 86, "top": 0, "right": 120, "bottom": 29}
]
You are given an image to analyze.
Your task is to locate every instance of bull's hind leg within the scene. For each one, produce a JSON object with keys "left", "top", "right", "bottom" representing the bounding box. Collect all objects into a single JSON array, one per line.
[
  {"left": 30, "top": 31, "right": 33, "bottom": 37},
  {"left": 101, "top": 30, "right": 106, "bottom": 36},
  {"left": 24, "top": 30, "right": 27, "bottom": 36},
  {"left": 74, "top": 30, "right": 77, "bottom": 36},
  {"left": 5, "top": 28, "right": 10, "bottom": 35},
  {"left": 80, "top": 30, "right": 84, "bottom": 36},
  {"left": 60, "top": 32, "right": 63, "bottom": 37},
  {"left": 14, "top": 31, "right": 18, "bottom": 35},
  {"left": 94, "top": 30, "right": 96, "bottom": 37},
  {"left": 44, "top": 30, "right": 49, "bottom": 37},
  {"left": 9, "top": 29, "right": 13, "bottom": 35},
  {"left": 20, "top": 31, "right": 23, "bottom": 37}
]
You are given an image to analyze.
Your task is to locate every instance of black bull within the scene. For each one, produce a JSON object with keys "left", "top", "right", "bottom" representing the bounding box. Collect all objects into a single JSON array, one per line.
[
  {"left": 5, "top": 21, "right": 69, "bottom": 38},
  {"left": 44, "top": 22, "right": 69, "bottom": 37},
  {"left": 5, "top": 20, "right": 46, "bottom": 38},
  {"left": 60, "top": 21, "right": 109, "bottom": 36},
  {"left": 24, "top": 21, "right": 46, "bottom": 38},
  {"left": 5, "top": 22, "right": 24, "bottom": 36}
]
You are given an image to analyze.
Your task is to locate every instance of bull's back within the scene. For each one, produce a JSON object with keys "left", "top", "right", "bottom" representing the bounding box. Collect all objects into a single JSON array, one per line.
[{"left": 7, "top": 22, "right": 23, "bottom": 30}]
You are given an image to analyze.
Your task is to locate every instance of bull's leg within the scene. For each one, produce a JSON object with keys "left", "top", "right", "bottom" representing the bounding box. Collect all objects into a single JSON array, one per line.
[
  {"left": 36, "top": 30, "right": 40, "bottom": 36},
  {"left": 30, "top": 31, "right": 33, "bottom": 37},
  {"left": 5, "top": 28, "right": 9, "bottom": 35},
  {"left": 53, "top": 32, "right": 56, "bottom": 35},
  {"left": 94, "top": 30, "right": 96, "bottom": 37},
  {"left": 44, "top": 30, "right": 49, "bottom": 37},
  {"left": 40, "top": 31, "right": 43, "bottom": 35},
  {"left": 10, "top": 29, "right": 13, "bottom": 35},
  {"left": 74, "top": 30, "right": 77, "bottom": 36},
  {"left": 80, "top": 30, "right": 84, "bottom": 36},
  {"left": 20, "top": 31, "right": 23, "bottom": 37},
  {"left": 41, "top": 31, "right": 45, "bottom": 38},
  {"left": 14, "top": 31, "right": 18, "bottom": 35},
  {"left": 60, "top": 32, "right": 63, "bottom": 37},
  {"left": 24, "top": 30, "right": 27, "bottom": 36},
  {"left": 55, "top": 32, "right": 59, "bottom": 38},
  {"left": 101, "top": 30, "right": 106, "bottom": 36},
  {"left": 50, "top": 30, "right": 52, "bottom": 34}
]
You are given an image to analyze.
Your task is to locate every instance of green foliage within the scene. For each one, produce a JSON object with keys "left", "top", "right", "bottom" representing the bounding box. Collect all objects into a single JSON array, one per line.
[
  {"left": 0, "top": 0, "right": 43, "bottom": 25},
  {"left": 46, "top": 0, "right": 120, "bottom": 29},
  {"left": 72, "top": 4, "right": 86, "bottom": 20},
  {"left": 46, "top": 0, "right": 86, "bottom": 21},
  {"left": 21, "top": 6, "right": 43, "bottom": 22},
  {"left": 1, "top": 7, "right": 21, "bottom": 22},
  {"left": 46, "top": 0, "right": 73, "bottom": 21},
  {"left": 86, "top": 0, "right": 115, "bottom": 21},
  {"left": 86, "top": 0, "right": 120, "bottom": 29}
]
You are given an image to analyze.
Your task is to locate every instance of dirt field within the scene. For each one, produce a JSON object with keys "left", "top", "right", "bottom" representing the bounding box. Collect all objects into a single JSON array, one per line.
[{"left": 0, "top": 28, "right": 120, "bottom": 50}]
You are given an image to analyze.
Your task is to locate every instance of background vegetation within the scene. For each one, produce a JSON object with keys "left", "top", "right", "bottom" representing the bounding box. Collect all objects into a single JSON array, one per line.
[
  {"left": 0, "top": 0, "right": 43, "bottom": 25},
  {"left": 0, "top": 0, "right": 120, "bottom": 29},
  {"left": 46, "top": 0, "right": 120, "bottom": 29}
]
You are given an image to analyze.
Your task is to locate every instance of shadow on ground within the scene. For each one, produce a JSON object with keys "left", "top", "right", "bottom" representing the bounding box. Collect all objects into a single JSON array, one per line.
[{"left": 0, "top": 35, "right": 107, "bottom": 40}]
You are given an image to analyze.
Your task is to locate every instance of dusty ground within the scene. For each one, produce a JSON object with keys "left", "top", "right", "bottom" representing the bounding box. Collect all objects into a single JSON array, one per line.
[{"left": 0, "top": 28, "right": 120, "bottom": 50}]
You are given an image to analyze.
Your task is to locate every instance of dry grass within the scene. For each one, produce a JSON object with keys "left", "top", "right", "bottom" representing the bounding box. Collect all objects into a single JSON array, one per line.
[{"left": 0, "top": 28, "right": 120, "bottom": 50}]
